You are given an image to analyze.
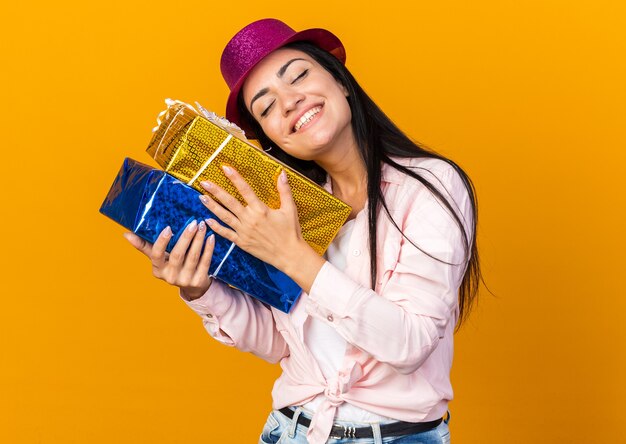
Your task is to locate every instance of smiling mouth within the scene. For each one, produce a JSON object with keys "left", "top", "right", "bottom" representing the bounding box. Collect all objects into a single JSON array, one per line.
[{"left": 293, "top": 106, "right": 323, "bottom": 133}]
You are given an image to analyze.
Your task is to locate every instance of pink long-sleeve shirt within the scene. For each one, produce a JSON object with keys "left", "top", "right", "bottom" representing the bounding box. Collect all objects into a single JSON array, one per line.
[{"left": 184, "top": 157, "right": 473, "bottom": 443}]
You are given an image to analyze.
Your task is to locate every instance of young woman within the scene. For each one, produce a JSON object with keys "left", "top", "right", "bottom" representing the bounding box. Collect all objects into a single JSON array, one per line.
[{"left": 125, "top": 19, "right": 481, "bottom": 444}]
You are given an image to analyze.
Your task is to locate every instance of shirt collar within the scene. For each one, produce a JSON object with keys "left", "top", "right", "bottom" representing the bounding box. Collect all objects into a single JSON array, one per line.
[{"left": 380, "top": 160, "right": 404, "bottom": 185}]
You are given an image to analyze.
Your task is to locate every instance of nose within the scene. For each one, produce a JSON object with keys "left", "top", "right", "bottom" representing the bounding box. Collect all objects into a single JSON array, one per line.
[{"left": 280, "top": 90, "right": 305, "bottom": 116}]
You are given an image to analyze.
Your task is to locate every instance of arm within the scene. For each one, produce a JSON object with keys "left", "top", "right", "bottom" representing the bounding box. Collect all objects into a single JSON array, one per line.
[
  {"left": 181, "top": 283, "right": 289, "bottom": 364},
  {"left": 305, "top": 164, "right": 473, "bottom": 374},
  {"left": 124, "top": 218, "right": 289, "bottom": 364},
  {"left": 194, "top": 162, "right": 471, "bottom": 371}
]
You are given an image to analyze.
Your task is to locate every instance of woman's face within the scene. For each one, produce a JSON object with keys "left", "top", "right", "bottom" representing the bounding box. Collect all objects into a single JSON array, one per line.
[{"left": 241, "top": 48, "right": 353, "bottom": 161}]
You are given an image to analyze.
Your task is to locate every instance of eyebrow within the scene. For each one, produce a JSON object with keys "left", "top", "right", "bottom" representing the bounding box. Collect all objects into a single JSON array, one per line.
[{"left": 249, "top": 58, "right": 307, "bottom": 112}]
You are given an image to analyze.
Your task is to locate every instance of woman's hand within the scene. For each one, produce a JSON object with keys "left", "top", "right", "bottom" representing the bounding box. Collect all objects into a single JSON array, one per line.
[
  {"left": 123, "top": 220, "right": 215, "bottom": 301},
  {"left": 199, "top": 165, "right": 325, "bottom": 293}
]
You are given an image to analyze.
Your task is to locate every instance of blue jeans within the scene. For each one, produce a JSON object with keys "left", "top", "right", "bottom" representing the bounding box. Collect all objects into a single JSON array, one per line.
[{"left": 259, "top": 407, "right": 451, "bottom": 444}]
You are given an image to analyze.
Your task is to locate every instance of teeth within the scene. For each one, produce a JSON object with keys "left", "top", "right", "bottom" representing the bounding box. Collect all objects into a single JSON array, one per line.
[{"left": 294, "top": 106, "right": 322, "bottom": 132}]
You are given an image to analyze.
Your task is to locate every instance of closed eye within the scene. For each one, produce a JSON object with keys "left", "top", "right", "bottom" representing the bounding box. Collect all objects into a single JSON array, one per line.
[
  {"left": 291, "top": 69, "right": 309, "bottom": 84},
  {"left": 261, "top": 100, "right": 275, "bottom": 118}
]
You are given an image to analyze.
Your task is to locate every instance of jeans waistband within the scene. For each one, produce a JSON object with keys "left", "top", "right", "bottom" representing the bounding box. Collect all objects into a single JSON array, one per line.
[{"left": 278, "top": 407, "right": 443, "bottom": 440}]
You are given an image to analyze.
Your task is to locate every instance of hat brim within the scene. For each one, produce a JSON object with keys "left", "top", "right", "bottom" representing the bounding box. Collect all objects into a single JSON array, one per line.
[{"left": 224, "top": 28, "right": 346, "bottom": 138}]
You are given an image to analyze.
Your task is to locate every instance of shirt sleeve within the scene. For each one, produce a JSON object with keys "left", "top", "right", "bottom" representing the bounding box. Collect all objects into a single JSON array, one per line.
[
  {"left": 305, "top": 163, "right": 473, "bottom": 374},
  {"left": 182, "top": 281, "right": 289, "bottom": 364}
]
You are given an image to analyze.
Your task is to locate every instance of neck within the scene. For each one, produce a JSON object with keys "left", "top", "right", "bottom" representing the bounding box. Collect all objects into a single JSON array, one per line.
[{"left": 314, "top": 129, "right": 367, "bottom": 214}]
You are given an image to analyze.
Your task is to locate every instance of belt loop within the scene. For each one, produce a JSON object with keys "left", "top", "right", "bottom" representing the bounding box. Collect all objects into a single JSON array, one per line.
[
  {"left": 444, "top": 410, "right": 451, "bottom": 424},
  {"left": 371, "top": 422, "right": 383, "bottom": 444},
  {"left": 288, "top": 407, "right": 303, "bottom": 438}
]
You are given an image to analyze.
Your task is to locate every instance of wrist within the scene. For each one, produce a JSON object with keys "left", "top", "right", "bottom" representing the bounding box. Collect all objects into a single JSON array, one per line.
[
  {"left": 181, "top": 280, "right": 212, "bottom": 301},
  {"left": 281, "top": 240, "right": 326, "bottom": 294}
]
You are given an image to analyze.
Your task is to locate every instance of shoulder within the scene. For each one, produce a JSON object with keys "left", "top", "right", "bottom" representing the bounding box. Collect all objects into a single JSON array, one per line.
[
  {"left": 383, "top": 157, "right": 475, "bottom": 245},
  {"left": 383, "top": 156, "right": 468, "bottom": 196}
]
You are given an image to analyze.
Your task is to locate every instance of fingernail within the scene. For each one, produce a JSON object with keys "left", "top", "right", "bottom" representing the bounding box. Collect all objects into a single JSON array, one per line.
[
  {"left": 199, "top": 195, "right": 210, "bottom": 204},
  {"left": 186, "top": 220, "right": 197, "bottom": 232},
  {"left": 163, "top": 226, "right": 172, "bottom": 237},
  {"left": 208, "top": 234, "right": 215, "bottom": 244},
  {"left": 206, "top": 218, "right": 215, "bottom": 226},
  {"left": 222, "top": 165, "right": 233, "bottom": 176},
  {"left": 198, "top": 221, "right": 206, "bottom": 231},
  {"left": 200, "top": 181, "right": 213, "bottom": 191},
  {"left": 280, "top": 170, "right": 288, "bottom": 183}
]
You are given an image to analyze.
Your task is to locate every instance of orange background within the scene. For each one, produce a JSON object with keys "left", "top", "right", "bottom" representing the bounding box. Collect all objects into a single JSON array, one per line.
[{"left": 1, "top": 0, "right": 625, "bottom": 443}]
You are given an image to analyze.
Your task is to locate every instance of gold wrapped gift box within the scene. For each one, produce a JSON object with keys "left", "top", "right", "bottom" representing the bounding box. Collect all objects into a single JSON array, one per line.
[{"left": 146, "top": 100, "right": 351, "bottom": 256}]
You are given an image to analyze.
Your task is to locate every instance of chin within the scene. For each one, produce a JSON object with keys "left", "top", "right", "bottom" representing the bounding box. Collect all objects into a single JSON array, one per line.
[
  {"left": 307, "top": 131, "right": 336, "bottom": 148},
  {"left": 283, "top": 120, "right": 352, "bottom": 160}
]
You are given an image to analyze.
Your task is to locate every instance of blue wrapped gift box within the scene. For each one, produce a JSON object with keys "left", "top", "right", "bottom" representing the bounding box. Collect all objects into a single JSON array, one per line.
[{"left": 100, "top": 158, "right": 301, "bottom": 313}]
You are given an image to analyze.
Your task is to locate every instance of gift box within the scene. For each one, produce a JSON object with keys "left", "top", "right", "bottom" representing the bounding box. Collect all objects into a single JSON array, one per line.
[
  {"left": 100, "top": 157, "right": 301, "bottom": 313},
  {"left": 146, "top": 99, "right": 351, "bottom": 256}
]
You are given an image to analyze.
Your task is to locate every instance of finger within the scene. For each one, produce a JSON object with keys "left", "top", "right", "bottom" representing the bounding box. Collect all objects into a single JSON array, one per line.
[
  {"left": 206, "top": 218, "right": 238, "bottom": 243},
  {"left": 168, "top": 220, "right": 198, "bottom": 268},
  {"left": 123, "top": 232, "right": 153, "bottom": 257},
  {"left": 277, "top": 170, "right": 296, "bottom": 212},
  {"left": 221, "top": 165, "right": 264, "bottom": 208},
  {"left": 151, "top": 226, "right": 173, "bottom": 269},
  {"left": 199, "top": 179, "right": 247, "bottom": 217},
  {"left": 195, "top": 234, "right": 215, "bottom": 279},
  {"left": 182, "top": 221, "right": 207, "bottom": 272},
  {"left": 199, "top": 194, "right": 241, "bottom": 230}
]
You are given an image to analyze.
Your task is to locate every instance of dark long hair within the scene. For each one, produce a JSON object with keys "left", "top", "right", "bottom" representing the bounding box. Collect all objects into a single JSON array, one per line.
[{"left": 237, "top": 41, "right": 481, "bottom": 329}]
